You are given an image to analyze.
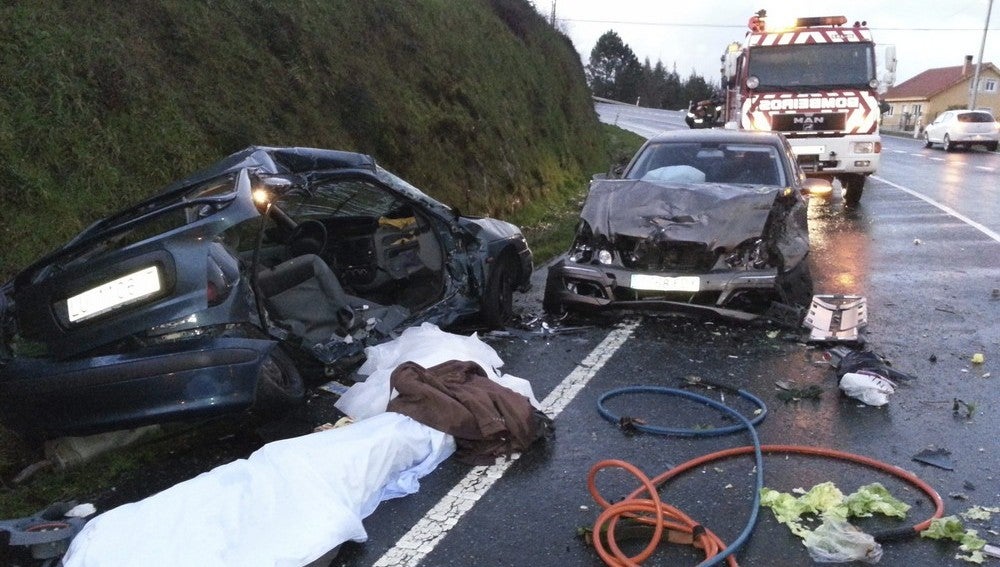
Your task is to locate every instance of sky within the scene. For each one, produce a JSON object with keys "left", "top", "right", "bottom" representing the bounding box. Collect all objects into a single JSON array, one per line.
[{"left": 536, "top": 0, "right": 998, "bottom": 86}]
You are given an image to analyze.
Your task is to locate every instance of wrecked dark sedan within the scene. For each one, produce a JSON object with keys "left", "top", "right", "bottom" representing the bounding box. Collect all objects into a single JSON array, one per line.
[
  {"left": 0, "top": 147, "right": 532, "bottom": 440},
  {"left": 544, "top": 129, "right": 826, "bottom": 320}
]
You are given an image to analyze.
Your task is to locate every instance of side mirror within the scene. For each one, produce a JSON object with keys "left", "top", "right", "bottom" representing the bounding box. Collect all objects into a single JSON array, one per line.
[
  {"left": 802, "top": 178, "right": 833, "bottom": 197},
  {"left": 610, "top": 164, "right": 626, "bottom": 179},
  {"left": 879, "top": 101, "right": 891, "bottom": 115}
]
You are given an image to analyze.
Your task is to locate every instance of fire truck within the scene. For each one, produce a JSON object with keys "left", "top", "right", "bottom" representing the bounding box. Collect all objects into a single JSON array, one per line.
[{"left": 721, "top": 11, "right": 896, "bottom": 204}]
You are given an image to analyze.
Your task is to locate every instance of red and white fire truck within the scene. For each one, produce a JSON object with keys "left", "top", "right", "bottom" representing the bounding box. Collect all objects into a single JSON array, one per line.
[{"left": 721, "top": 12, "right": 896, "bottom": 204}]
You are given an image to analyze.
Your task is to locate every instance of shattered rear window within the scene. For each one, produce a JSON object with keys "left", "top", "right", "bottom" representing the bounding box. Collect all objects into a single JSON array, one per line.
[{"left": 957, "top": 112, "right": 995, "bottom": 123}]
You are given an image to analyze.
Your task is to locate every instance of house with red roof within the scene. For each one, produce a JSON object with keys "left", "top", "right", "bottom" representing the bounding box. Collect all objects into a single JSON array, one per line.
[{"left": 883, "top": 55, "right": 999, "bottom": 132}]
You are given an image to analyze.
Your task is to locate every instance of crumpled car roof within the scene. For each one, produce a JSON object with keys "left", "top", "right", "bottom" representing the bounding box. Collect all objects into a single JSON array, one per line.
[
  {"left": 159, "top": 146, "right": 376, "bottom": 195},
  {"left": 581, "top": 179, "right": 782, "bottom": 250}
]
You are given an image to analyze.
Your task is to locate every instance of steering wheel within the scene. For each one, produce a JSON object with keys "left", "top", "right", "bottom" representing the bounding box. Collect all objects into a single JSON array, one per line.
[{"left": 287, "top": 219, "right": 328, "bottom": 257}]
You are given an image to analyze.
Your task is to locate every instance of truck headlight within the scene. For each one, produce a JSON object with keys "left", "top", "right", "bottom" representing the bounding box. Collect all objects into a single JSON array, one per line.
[{"left": 853, "top": 142, "right": 875, "bottom": 154}]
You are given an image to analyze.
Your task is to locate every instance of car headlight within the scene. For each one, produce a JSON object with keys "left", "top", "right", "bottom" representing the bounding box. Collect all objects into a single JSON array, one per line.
[
  {"left": 724, "top": 239, "right": 769, "bottom": 269},
  {"left": 597, "top": 249, "right": 614, "bottom": 265},
  {"left": 569, "top": 244, "right": 592, "bottom": 263}
]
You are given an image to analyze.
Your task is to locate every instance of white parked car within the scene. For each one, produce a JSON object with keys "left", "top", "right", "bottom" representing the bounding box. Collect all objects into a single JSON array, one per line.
[{"left": 923, "top": 110, "right": 999, "bottom": 152}]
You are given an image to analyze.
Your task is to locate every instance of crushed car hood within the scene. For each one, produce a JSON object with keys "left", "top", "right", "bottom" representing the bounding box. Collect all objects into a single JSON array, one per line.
[{"left": 582, "top": 179, "right": 783, "bottom": 250}]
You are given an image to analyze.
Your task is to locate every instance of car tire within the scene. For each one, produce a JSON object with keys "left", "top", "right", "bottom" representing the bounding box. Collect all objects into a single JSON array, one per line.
[
  {"left": 481, "top": 252, "right": 518, "bottom": 328},
  {"left": 923, "top": 132, "right": 932, "bottom": 148},
  {"left": 944, "top": 134, "right": 955, "bottom": 152},
  {"left": 841, "top": 174, "right": 864, "bottom": 206},
  {"left": 988, "top": 142, "right": 999, "bottom": 152},
  {"left": 776, "top": 259, "right": 814, "bottom": 308},
  {"left": 254, "top": 347, "right": 305, "bottom": 413}
]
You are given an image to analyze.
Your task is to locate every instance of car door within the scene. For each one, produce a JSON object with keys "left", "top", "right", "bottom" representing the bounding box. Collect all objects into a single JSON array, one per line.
[{"left": 926, "top": 111, "right": 950, "bottom": 143}]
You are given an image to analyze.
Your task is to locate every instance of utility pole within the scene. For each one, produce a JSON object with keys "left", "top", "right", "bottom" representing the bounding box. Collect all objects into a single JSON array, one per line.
[
  {"left": 970, "top": 0, "right": 994, "bottom": 109},
  {"left": 550, "top": 0, "right": 557, "bottom": 27}
]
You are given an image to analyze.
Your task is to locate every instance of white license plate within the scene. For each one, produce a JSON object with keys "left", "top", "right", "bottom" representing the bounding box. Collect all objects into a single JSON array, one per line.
[
  {"left": 792, "top": 145, "right": 826, "bottom": 155},
  {"left": 67, "top": 266, "right": 162, "bottom": 323},
  {"left": 630, "top": 274, "right": 701, "bottom": 292}
]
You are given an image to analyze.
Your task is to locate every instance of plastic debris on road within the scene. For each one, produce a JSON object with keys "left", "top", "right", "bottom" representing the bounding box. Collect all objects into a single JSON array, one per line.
[
  {"left": 803, "top": 295, "right": 868, "bottom": 342},
  {"left": 839, "top": 372, "right": 896, "bottom": 406}
]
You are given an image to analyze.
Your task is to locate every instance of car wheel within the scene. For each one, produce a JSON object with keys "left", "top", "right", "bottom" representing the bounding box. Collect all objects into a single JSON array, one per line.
[
  {"left": 481, "top": 252, "right": 518, "bottom": 328},
  {"left": 943, "top": 134, "right": 955, "bottom": 152},
  {"left": 254, "top": 347, "right": 305, "bottom": 412},
  {"left": 988, "top": 142, "right": 999, "bottom": 152},
  {"left": 923, "top": 132, "right": 932, "bottom": 148},
  {"left": 841, "top": 174, "right": 864, "bottom": 206},
  {"left": 776, "top": 260, "right": 814, "bottom": 308}
]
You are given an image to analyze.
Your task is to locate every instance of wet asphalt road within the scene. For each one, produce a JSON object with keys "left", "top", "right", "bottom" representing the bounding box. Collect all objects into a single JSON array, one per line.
[{"left": 330, "top": 107, "right": 999, "bottom": 566}]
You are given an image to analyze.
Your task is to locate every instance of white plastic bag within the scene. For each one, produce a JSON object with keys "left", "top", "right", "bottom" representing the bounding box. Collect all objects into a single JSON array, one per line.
[
  {"left": 839, "top": 372, "right": 896, "bottom": 406},
  {"left": 802, "top": 518, "right": 883, "bottom": 563}
]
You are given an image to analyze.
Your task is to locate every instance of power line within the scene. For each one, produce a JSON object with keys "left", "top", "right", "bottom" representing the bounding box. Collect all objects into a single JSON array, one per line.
[{"left": 556, "top": 17, "right": 997, "bottom": 32}]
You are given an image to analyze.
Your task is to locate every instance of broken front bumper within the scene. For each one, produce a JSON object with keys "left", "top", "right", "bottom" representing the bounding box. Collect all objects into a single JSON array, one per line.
[
  {"left": 0, "top": 336, "right": 277, "bottom": 439},
  {"left": 544, "top": 258, "right": 778, "bottom": 320}
]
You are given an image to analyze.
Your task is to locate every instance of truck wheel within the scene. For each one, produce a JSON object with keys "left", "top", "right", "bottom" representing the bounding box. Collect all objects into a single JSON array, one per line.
[{"left": 841, "top": 174, "right": 865, "bottom": 206}]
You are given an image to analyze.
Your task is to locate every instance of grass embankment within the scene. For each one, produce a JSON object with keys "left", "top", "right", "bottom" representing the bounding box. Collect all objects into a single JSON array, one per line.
[
  {"left": 0, "top": 0, "right": 646, "bottom": 516},
  {"left": 0, "top": 0, "right": 605, "bottom": 279}
]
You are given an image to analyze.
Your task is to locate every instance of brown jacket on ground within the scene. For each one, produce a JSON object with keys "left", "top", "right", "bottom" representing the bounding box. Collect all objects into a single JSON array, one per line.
[{"left": 387, "top": 360, "right": 553, "bottom": 464}]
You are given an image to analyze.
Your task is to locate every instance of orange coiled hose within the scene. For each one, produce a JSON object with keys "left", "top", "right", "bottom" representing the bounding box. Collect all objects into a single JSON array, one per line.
[{"left": 587, "top": 445, "right": 944, "bottom": 566}]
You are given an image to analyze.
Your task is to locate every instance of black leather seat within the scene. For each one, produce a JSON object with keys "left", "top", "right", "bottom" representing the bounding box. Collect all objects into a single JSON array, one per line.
[{"left": 257, "top": 255, "right": 408, "bottom": 345}]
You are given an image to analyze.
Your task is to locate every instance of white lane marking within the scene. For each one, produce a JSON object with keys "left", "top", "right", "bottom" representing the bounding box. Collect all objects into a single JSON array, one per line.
[
  {"left": 891, "top": 149, "right": 907, "bottom": 154},
  {"left": 909, "top": 153, "right": 925, "bottom": 157},
  {"left": 873, "top": 175, "right": 1000, "bottom": 243},
  {"left": 929, "top": 157, "right": 945, "bottom": 161},
  {"left": 976, "top": 166, "right": 995, "bottom": 172},
  {"left": 372, "top": 320, "right": 641, "bottom": 567}
]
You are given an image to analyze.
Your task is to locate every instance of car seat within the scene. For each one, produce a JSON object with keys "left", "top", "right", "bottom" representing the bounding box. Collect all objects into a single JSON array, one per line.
[{"left": 256, "top": 254, "right": 408, "bottom": 344}]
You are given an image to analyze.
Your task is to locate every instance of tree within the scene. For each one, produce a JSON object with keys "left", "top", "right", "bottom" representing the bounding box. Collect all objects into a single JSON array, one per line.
[
  {"left": 585, "top": 30, "right": 641, "bottom": 103},
  {"left": 683, "top": 71, "right": 717, "bottom": 107}
]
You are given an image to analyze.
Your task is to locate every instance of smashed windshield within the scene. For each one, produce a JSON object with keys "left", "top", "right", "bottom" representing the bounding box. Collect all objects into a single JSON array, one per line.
[
  {"left": 748, "top": 43, "right": 874, "bottom": 89},
  {"left": 625, "top": 142, "right": 786, "bottom": 186}
]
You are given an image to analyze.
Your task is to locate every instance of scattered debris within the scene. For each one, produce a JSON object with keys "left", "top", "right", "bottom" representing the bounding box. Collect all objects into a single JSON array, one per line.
[
  {"left": 912, "top": 447, "right": 955, "bottom": 471},
  {"left": 839, "top": 373, "right": 895, "bottom": 406},
  {"left": 760, "top": 481, "right": 910, "bottom": 563},
  {"left": 617, "top": 416, "right": 647, "bottom": 434},
  {"left": 774, "top": 381, "right": 823, "bottom": 402},
  {"left": 803, "top": 518, "right": 882, "bottom": 564},
  {"left": 827, "top": 347, "right": 916, "bottom": 383},
  {"left": 971, "top": 353, "right": 985, "bottom": 365},
  {"left": 954, "top": 399, "right": 978, "bottom": 419},
  {"left": 920, "top": 515, "right": 989, "bottom": 563},
  {"left": 803, "top": 295, "right": 868, "bottom": 342},
  {"left": 0, "top": 502, "right": 91, "bottom": 561},
  {"left": 961, "top": 506, "right": 1000, "bottom": 522}
]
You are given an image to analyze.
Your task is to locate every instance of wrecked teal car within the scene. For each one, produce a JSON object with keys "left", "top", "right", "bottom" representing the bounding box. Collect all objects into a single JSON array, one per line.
[{"left": 0, "top": 147, "right": 532, "bottom": 440}]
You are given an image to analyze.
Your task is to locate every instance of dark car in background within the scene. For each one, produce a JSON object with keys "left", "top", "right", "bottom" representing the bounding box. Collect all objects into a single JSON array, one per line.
[
  {"left": 0, "top": 147, "right": 532, "bottom": 440},
  {"left": 544, "top": 129, "right": 825, "bottom": 320}
]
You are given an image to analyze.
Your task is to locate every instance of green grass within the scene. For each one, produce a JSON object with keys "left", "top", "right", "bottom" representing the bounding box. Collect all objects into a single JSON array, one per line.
[
  {"left": 0, "top": 0, "right": 604, "bottom": 280},
  {"left": 510, "top": 124, "right": 646, "bottom": 262}
]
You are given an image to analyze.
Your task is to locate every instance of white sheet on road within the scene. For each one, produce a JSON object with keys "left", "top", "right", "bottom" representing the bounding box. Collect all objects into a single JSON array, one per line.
[
  {"left": 62, "top": 412, "right": 455, "bottom": 567},
  {"left": 63, "top": 323, "right": 538, "bottom": 567},
  {"left": 335, "top": 322, "right": 541, "bottom": 420}
]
